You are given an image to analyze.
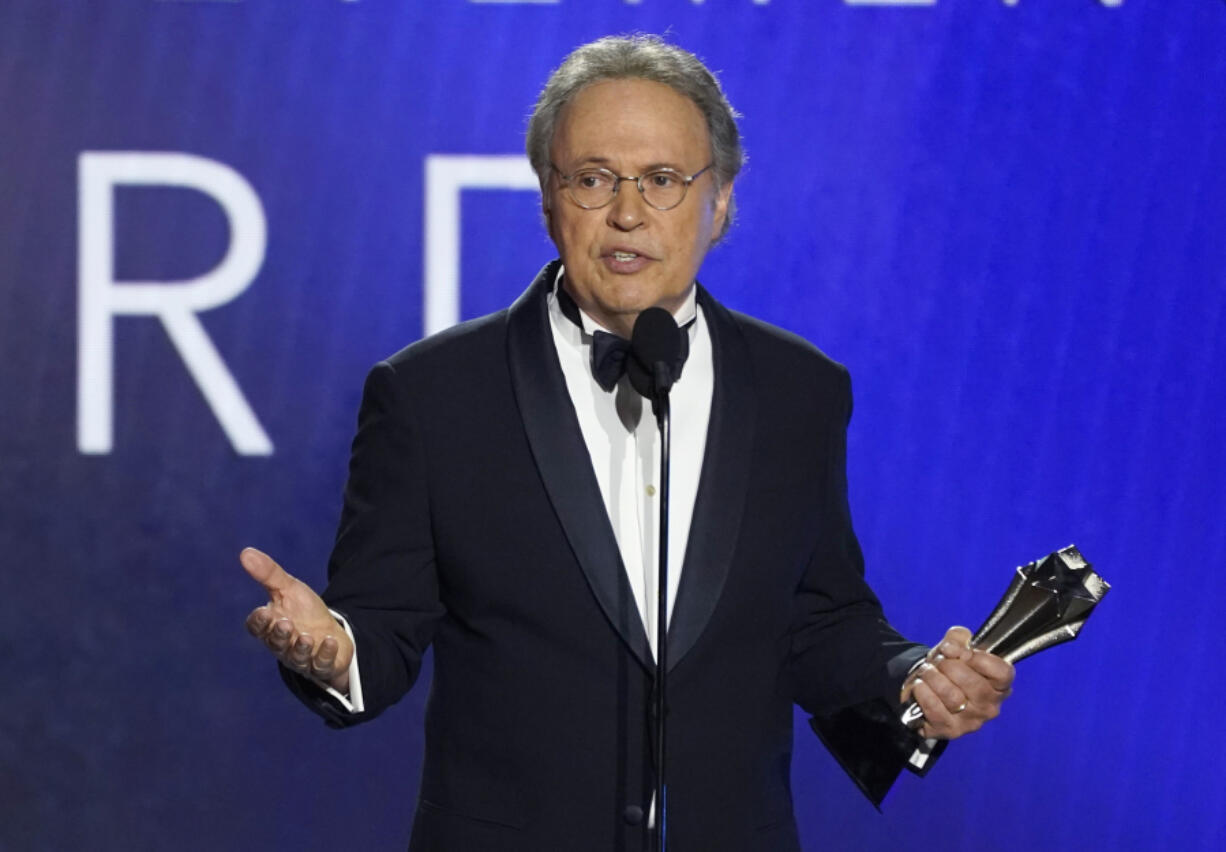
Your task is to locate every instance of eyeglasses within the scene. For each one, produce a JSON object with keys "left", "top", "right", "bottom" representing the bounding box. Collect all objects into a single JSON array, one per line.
[{"left": 551, "top": 162, "right": 715, "bottom": 211}]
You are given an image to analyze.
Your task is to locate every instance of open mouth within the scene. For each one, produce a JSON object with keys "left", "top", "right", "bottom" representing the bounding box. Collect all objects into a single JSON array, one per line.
[{"left": 601, "top": 248, "right": 652, "bottom": 273}]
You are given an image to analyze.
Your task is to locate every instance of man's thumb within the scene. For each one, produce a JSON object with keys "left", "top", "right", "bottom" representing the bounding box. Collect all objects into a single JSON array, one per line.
[{"left": 240, "top": 547, "right": 294, "bottom": 596}]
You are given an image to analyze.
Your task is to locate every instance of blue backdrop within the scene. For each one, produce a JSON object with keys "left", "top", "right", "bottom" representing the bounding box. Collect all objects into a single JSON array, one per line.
[{"left": 2, "top": 1, "right": 1223, "bottom": 850}]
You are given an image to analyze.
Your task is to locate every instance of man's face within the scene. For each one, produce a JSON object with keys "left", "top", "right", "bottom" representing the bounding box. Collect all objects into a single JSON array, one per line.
[{"left": 545, "top": 77, "right": 732, "bottom": 338}]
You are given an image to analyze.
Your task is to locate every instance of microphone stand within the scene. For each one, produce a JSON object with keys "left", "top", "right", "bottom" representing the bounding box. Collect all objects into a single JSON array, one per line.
[
  {"left": 651, "top": 365, "right": 671, "bottom": 852},
  {"left": 628, "top": 309, "right": 683, "bottom": 852}
]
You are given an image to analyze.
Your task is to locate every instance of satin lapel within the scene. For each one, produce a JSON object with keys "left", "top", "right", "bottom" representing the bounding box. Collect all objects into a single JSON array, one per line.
[
  {"left": 667, "top": 286, "right": 757, "bottom": 673},
  {"left": 505, "top": 261, "right": 653, "bottom": 673}
]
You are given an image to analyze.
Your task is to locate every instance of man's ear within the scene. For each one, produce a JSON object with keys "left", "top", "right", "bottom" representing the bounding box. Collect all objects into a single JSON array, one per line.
[
  {"left": 541, "top": 179, "right": 559, "bottom": 243},
  {"left": 543, "top": 200, "right": 557, "bottom": 243},
  {"left": 711, "top": 180, "right": 734, "bottom": 242}
]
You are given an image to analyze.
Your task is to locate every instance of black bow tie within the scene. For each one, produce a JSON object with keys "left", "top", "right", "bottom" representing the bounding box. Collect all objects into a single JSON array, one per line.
[{"left": 556, "top": 285, "right": 691, "bottom": 393}]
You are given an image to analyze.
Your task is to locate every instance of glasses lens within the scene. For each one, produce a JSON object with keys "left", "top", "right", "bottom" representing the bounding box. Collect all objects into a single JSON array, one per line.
[
  {"left": 568, "top": 169, "right": 616, "bottom": 208},
  {"left": 641, "top": 170, "right": 687, "bottom": 210}
]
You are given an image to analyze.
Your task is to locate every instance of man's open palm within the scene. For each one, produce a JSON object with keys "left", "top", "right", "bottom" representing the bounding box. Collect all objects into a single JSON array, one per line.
[{"left": 242, "top": 547, "right": 353, "bottom": 693}]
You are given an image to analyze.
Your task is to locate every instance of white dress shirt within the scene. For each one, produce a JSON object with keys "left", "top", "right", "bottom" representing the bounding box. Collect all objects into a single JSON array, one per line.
[{"left": 546, "top": 272, "right": 713, "bottom": 658}]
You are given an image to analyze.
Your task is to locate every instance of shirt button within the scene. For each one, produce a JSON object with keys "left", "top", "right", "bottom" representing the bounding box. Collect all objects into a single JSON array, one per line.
[
  {"left": 646, "top": 485, "right": 656, "bottom": 497},
  {"left": 623, "top": 805, "right": 644, "bottom": 825}
]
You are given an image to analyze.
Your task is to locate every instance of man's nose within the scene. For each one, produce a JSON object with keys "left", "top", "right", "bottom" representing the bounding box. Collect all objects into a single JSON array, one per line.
[{"left": 606, "top": 180, "right": 647, "bottom": 230}]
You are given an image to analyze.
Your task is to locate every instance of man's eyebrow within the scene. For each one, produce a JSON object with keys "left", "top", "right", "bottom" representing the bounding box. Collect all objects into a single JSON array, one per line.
[
  {"left": 566, "top": 156, "right": 614, "bottom": 168},
  {"left": 567, "top": 157, "right": 687, "bottom": 173},
  {"left": 640, "top": 161, "right": 685, "bottom": 173}
]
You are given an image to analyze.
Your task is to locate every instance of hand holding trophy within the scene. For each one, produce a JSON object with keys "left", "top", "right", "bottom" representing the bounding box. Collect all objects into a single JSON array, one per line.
[{"left": 901, "top": 545, "right": 1110, "bottom": 731}]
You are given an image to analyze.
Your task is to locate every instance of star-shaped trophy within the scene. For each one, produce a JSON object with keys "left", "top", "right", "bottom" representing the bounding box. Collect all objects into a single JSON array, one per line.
[{"left": 901, "top": 544, "right": 1109, "bottom": 730}]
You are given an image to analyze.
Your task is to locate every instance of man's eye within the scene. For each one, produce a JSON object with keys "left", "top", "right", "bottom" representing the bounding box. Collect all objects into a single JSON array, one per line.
[
  {"left": 577, "top": 173, "right": 609, "bottom": 189},
  {"left": 648, "top": 172, "right": 680, "bottom": 188}
]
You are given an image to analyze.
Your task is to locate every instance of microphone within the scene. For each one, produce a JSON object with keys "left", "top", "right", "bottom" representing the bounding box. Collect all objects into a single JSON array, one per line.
[{"left": 628, "top": 306, "right": 684, "bottom": 404}]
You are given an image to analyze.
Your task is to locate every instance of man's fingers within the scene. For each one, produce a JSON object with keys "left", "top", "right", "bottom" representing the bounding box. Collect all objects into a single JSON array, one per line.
[
  {"left": 247, "top": 614, "right": 338, "bottom": 680},
  {"left": 287, "top": 633, "right": 315, "bottom": 672},
  {"left": 945, "top": 625, "right": 972, "bottom": 645},
  {"left": 240, "top": 547, "right": 295, "bottom": 597},
  {"left": 245, "top": 605, "right": 273, "bottom": 637},
  {"left": 311, "top": 636, "right": 338, "bottom": 680},
  {"left": 931, "top": 626, "right": 973, "bottom": 662},
  {"left": 915, "top": 662, "right": 969, "bottom": 715},
  {"left": 265, "top": 617, "right": 294, "bottom": 655},
  {"left": 969, "top": 649, "right": 1015, "bottom": 691},
  {"left": 912, "top": 678, "right": 960, "bottom": 737},
  {"left": 934, "top": 657, "right": 1001, "bottom": 712}
]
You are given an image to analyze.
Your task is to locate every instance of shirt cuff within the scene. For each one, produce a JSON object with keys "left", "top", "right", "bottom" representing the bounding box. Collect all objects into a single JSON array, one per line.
[{"left": 322, "top": 609, "right": 364, "bottom": 714}]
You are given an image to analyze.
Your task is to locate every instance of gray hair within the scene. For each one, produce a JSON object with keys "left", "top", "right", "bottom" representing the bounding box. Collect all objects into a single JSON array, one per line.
[{"left": 526, "top": 34, "right": 745, "bottom": 239}]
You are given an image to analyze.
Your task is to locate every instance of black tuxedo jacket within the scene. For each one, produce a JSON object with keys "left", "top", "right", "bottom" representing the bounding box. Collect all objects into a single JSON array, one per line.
[{"left": 286, "top": 261, "right": 932, "bottom": 851}]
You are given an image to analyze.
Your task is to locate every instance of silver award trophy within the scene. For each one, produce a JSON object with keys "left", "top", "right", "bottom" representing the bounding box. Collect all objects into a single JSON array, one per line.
[{"left": 901, "top": 544, "right": 1110, "bottom": 730}]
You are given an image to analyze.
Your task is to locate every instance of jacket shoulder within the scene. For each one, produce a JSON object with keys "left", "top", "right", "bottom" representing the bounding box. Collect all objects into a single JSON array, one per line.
[
  {"left": 377, "top": 260, "right": 556, "bottom": 380},
  {"left": 723, "top": 307, "right": 851, "bottom": 395},
  {"left": 380, "top": 309, "right": 509, "bottom": 374}
]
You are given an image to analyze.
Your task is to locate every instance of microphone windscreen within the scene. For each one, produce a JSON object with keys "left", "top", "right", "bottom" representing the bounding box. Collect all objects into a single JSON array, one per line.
[{"left": 629, "top": 307, "right": 682, "bottom": 398}]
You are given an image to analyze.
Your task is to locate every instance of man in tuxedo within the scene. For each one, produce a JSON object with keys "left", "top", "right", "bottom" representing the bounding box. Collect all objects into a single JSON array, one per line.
[{"left": 242, "top": 35, "right": 1014, "bottom": 851}]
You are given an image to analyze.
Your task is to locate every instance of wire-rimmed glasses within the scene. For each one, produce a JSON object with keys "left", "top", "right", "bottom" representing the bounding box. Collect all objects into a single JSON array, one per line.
[{"left": 551, "top": 162, "right": 715, "bottom": 211}]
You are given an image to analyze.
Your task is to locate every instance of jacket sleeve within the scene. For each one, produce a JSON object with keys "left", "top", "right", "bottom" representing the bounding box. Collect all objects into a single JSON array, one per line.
[
  {"left": 787, "top": 365, "right": 944, "bottom": 807},
  {"left": 282, "top": 360, "right": 445, "bottom": 728}
]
